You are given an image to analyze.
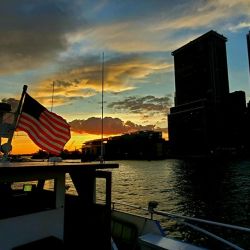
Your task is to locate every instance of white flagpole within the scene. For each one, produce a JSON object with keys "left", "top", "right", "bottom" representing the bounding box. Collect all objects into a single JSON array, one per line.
[
  {"left": 51, "top": 81, "right": 55, "bottom": 112},
  {"left": 100, "top": 52, "right": 104, "bottom": 163}
]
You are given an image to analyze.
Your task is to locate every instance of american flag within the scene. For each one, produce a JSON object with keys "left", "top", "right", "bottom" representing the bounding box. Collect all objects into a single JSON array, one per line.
[{"left": 17, "top": 93, "right": 71, "bottom": 155}]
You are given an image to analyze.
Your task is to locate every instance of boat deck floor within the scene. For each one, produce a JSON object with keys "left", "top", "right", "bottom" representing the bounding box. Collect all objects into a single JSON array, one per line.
[{"left": 139, "top": 233, "right": 208, "bottom": 250}]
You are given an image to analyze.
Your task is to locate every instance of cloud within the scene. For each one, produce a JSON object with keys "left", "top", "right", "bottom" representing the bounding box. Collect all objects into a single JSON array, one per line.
[
  {"left": 30, "top": 53, "right": 172, "bottom": 106},
  {"left": 0, "top": 0, "right": 87, "bottom": 75},
  {"left": 150, "top": 0, "right": 250, "bottom": 31},
  {"left": 65, "top": 0, "right": 250, "bottom": 54},
  {"left": 229, "top": 22, "right": 250, "bottom": 32},
  {"left": 69, "top": 116, "right": 158, "bottom": 135},
  {"left": 1, "top": 97, "right": 166, "bottom": 136},
  {"left": 1, "top": 0, "right": 248, "bottom": 78},
  {"left": 1, "top": 0, "right": 249, "bottom": 76},
  {"left": 108, "top": 95, "right": 172, "bottom": 116}
]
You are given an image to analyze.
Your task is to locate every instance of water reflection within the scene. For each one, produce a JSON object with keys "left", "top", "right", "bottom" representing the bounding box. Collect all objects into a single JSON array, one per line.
[
  {"left": 172, "top": 160, "right": 227, "bottom": 220},
  {"left": 163, "top": 159, "right": 250, "bottom": 248},
  {"left": 109, "top": 159, "right": 250, "bottom": 248},
  {"left": 172, "top": 159, "right": 250, "bottom": 226}
]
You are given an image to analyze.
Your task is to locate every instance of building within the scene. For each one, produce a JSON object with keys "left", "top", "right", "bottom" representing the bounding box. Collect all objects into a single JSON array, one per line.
[
  {"left": 247, "top": 31, "right": 250, "bottom": 75},
  {"left": 81, "top": 138, "right": 107, "bottom": 162},
  {"left": 172, "top": 30, "right": 229, "bottom": 106},
  {"left": 81, "top": 131, "right": 168, "bottom": 161},
  {"left": 168, "top": 30, "right": 249, "bottom": 157}
]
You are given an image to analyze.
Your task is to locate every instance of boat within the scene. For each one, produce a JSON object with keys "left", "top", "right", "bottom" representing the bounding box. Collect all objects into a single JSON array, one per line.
[
  {"left": 0, "top": 161, "right": 249, "bottom": 250},
  {"left": 0, "top": 161, "right": 118, "bottom": 250}
]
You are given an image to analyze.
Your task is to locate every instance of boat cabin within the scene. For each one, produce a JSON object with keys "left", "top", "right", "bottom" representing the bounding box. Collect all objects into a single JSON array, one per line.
[{"left": 0, "top": 161, "right": 118, "bottom": 250}]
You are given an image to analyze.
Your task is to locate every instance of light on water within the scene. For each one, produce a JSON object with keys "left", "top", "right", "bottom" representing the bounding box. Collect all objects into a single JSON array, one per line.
[
  {"left": 109, "top": 159, "right": 250, "bottom": 248},
  {"left": 64, "top": 159, "right": 250, "bottom": 248},
  {"left": 110, "top": 160, "right": 180, "bottom": 213}
]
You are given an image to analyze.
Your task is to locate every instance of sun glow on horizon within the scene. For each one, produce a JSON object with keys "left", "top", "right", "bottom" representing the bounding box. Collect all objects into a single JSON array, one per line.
[
  {"left": 10, "top": 131, "right": 120, "bottom": 155},
  {"left": 9, "top": 129, "right": 168, "bottom": 155}
]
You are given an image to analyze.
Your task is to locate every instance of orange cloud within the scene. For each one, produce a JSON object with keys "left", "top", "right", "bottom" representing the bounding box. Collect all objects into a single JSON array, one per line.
[
  {"left": 69, "top": 116, "right": 156, "bottom": 135},
  {"left": 28, "top": 54, "right": 172, "bottom": 107}
]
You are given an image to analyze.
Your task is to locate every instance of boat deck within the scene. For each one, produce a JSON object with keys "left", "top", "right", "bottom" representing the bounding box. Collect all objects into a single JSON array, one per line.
[{"left": 0, "top": 161, "right": 118, "bottom": 250}]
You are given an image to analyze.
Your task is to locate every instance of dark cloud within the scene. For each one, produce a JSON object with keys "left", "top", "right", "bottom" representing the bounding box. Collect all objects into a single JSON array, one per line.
[
  {"left": 0, "top": 0, "right": 87, "bottom": 74},
  {"left": 69, "top": 116, "right": 157, "bottom": 135},
  {"left": 108, "top": 95, "right": 172, "bottom": 115}
]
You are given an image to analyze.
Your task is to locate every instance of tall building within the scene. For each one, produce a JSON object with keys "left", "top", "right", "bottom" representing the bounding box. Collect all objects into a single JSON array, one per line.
[
  {"left": 172, "top": 30, "right": 230, "bottom": 106},
  {"left": 247, "top": 31, "right": 250, "bottom": 75},
  {"left": 168, "top": 30, "right": 248, "bottom": 157}
]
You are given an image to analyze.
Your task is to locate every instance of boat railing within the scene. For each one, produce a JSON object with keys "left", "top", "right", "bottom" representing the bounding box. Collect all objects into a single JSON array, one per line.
[
  {"left": 111, "top": 200, "right": 250, "bottom": 250},
  {"left": 111, "top": 200, "right": 148, "bottom": 213}
]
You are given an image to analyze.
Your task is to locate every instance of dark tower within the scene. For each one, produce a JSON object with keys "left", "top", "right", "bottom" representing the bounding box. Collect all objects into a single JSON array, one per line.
[
  {"left": 172, "top": 30, "right": 230, "bottom": 106},
  {"left": 168, "top": 30, "right": 232, "bottom": 156},
  {"left": 247, "top": 31, "right": 250, "bottom": 75}
]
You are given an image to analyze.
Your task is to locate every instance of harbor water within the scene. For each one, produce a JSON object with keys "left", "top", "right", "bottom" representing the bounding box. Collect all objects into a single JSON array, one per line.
[
  {"left": 66, "top": 159, "right": 250, "bottom": 248},
  {"left": 109, "top": 159, "right": 250, "bottom": 249}
]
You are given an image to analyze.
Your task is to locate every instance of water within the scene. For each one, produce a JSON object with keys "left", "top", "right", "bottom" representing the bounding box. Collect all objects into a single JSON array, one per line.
[
  {"left": 66, "top": 159, "right": 250, "bottom": 248},
  {"left": 107, "top": 159, "right": 250, "bottom": 248}
]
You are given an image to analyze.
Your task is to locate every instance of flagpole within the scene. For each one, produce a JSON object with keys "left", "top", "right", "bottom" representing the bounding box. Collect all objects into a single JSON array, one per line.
[
  {"left": 12, "top": 85, "right": 28, "bottom": 132},
  {"left": 2, "top": 85, "right": 27, "bottom": 160},
  {"left": 51, "top": 81, "right": 55, "bottom": 112},
  {"left": 100, "top": 52, "right": 104, "bottom": 163}
]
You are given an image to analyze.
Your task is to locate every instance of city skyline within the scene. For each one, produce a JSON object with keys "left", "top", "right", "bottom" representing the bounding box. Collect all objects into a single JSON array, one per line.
[{"left": 0, "top": 0, "right": 249, "bottom": 154}]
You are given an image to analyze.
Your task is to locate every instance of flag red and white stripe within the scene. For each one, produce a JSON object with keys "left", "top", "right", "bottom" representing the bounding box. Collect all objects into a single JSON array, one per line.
[{"left": 17, "top": 93, "right": 71, "bottom": 155}]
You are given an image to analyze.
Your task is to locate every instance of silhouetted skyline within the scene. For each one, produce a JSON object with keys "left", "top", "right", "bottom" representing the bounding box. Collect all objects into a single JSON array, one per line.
[{"left": 168, "top": 30, "right": 250, "bottom": 157}]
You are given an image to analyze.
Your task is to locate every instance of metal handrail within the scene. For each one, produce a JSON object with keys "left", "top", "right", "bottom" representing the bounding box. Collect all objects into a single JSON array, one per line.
[
  {"left": 112, "top": 200, "right": 250, "bottom": 233},
  {"left": 183, "top": 222, "right": 244, "bottom": 250},
  {"left": 152, "top": 209, "right": 250, "bottom": 233},
  {"left": 111, "top": 200, "right": 250, "bottom": 249},
  {"left": 111, "top": 200, "right": 148, "bottom": 212}
]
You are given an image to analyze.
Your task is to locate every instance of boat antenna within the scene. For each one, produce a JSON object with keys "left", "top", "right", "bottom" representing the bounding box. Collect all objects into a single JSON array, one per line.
[
  {"left": 51, "top": 81, "right": 55, "bottom": 112},
  {"left": 48, "top": 81, "right": 55, "bottom": 161},
  {"left": 100, "top": 52, "right": 104, "bottom": 163}
]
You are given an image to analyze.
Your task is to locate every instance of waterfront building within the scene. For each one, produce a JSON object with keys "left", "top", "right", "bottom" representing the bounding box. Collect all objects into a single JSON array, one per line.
[
  {"left": 81, "top": 131, "right": 168, "bottom": 161},
  {"left": 168, "top": 30, "right": 249, "bottom": 157}
]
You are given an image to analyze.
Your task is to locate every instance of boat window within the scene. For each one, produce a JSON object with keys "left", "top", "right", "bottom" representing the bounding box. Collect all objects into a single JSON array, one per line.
[
  {"left": 43, "top": 179, "right": 55, "bottom": 191},
  {"left": 11, "top": 179, "right": 55, "bottom": 192},
  {"left": 11, "top": 181, "right": 38, "bottom": 192},
  {"left": 65, "top": 173, "right": 77, "bottom": 195},
  {"left": 96, "top": 178, "right": 106, "bottom": 205},
  {"left": 0, "top": 179, "right": 57, "bottom": 219}
]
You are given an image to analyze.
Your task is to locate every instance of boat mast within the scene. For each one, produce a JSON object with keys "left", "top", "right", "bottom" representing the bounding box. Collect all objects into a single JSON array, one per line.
[
  {"left": 51, "top": 81, "right": 55, "bottom": 112},
  {"left": 100, "top": 52, "right": 104, "bottom": 163}
]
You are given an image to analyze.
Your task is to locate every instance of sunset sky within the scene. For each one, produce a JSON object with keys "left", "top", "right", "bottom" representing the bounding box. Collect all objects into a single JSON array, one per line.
[{"left": 0, "top": 0, "right": 249, "bottom": 154}]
